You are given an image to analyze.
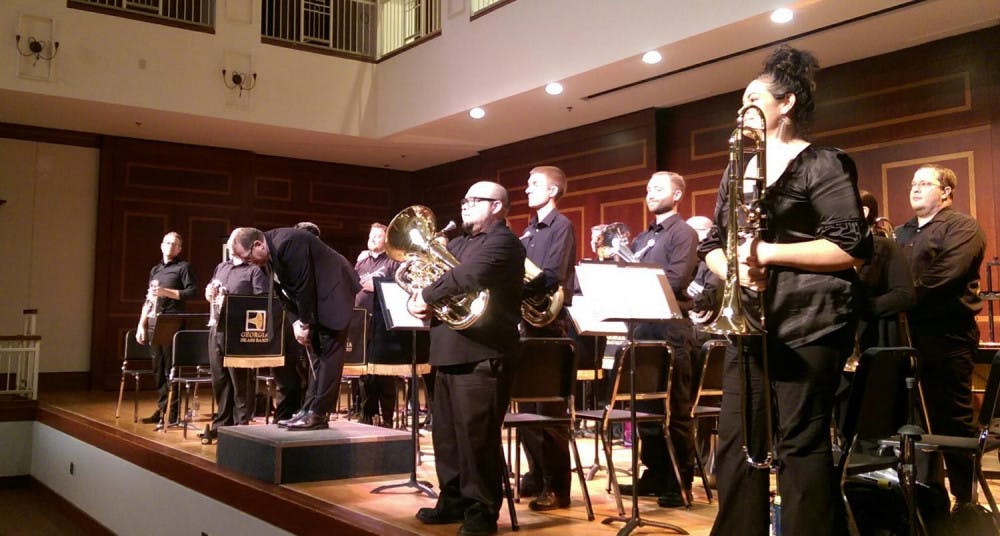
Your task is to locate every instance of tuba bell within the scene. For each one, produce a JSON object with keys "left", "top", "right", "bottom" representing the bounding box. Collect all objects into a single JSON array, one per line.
[
  {"left": 386, "top": 205, "right": 489, "bottom": 330},
  {"left": 594, "top": 222, "right": 657, "bottom": 263},
  {"left": 521, "top": 259, "right": 565, "bottom": 327}
]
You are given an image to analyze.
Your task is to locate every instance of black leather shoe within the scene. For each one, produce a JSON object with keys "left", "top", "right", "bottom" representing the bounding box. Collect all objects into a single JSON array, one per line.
[
  {"left": 457, "top": 518, "right": 497, "bottom": 536},
  {"left": 519, "top": 475, "right": 542, "bottom": 497},
  {"left": 199, "top": 425, "right": 218, "bottom": 445},
  {"left": 415, "top": 507, "right": 464, "bottom": 525},
  {"left": 528, "top": 490, "right": 570, "bottom": 511},
  {"left": 286, "top": 411, "right": 329, "bottom": 431},
  {"left": 140, "top": 412, "right": 162, "bottom": 424},
  {"left": 657, "top": 490, "right": 689, "bottom": 508},
  {"left": 618, "top": 482, "right": 660, "bottom": 497},
  {"left": 277, "top": 410, "right": 306, "bottom": 428}
]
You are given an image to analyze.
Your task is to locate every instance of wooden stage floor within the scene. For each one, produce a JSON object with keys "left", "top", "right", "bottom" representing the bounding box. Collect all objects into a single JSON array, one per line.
[
  {"left": 34, "top": 390, "right": 719, "bottom": 536},
  {"left": 27, "top": 390, "right": 1000, "bottom": 535}
]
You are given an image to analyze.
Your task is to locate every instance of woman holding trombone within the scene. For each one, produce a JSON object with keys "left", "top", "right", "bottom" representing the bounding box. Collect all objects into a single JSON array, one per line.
[{"left": 700, "top": 45, "right": 871, "bottom": 535}]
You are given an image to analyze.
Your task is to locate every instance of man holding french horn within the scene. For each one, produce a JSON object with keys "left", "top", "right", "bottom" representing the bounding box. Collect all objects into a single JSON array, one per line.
[
  {"left": 517, "top": 166, "right": 577, "bottom": 511},
  {"left": 406, "top": 181, "right": 525, "bottom": 536}
]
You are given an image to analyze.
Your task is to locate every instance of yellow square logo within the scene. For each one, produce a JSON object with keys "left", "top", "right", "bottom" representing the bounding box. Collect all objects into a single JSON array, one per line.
[{"left": 245, "top": 310, "right": 267, "bottom": 332}]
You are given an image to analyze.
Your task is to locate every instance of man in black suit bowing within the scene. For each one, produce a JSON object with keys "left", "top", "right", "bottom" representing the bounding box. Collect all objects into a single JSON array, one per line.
[
  {"left": 229, "top": 226, "right": 360, "bottom": 431},
  {"left": 409, "top": 181, "right": 525, "bottom": 536}
]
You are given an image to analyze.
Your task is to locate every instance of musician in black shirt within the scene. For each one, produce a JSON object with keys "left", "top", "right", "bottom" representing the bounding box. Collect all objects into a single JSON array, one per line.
[
  {"left": 410, "top": 181, "right": 525, "bottom": 536},
  {"left": 136, "top": 232, "right": 198, "bottom": 427},
  {"left": 518, "top": 166, "right": 577, "bottom": 511}
]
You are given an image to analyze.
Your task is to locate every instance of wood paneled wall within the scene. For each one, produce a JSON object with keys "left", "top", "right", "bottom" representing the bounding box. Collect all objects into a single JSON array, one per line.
[{"left": 90, "top": 137, "right": 410, "bottom": 389}]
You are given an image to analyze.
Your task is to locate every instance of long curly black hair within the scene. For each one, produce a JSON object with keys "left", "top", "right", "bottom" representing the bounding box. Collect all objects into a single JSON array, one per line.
[{"left": 758, "top": 45, "right": 820, "bottom": 134}]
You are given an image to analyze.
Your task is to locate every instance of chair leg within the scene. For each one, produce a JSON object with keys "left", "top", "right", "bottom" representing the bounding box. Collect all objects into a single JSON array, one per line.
[
  {"left": 569, "top": 434, "right": 595, "bottom": 521},
  {"left": 603, "top": 423, "right": 625, "bottom": 516},
  {"left": 265, "top": 378, "right": 274, "bottom": 425},
  {"left": 133, "top": 373, "right": 141, "bottom": 423},
  {"left": 500, "top": 446, "right": 519, "bottom": 531},
  {"left": 115, "top": 373, "right": 126, "bottom": 419},
  {"left": 183, "top": 383, "right": 192, "bottom": 439},
  {"left": 514, "top": 433, "right": 522, "bottom": 503},
  {"left": 663, "top": 429, "right": 691, "bottom": 508},
  {"left": 164, "top": 385, "right": 174, "bottom": 434},
  {"left": 976, "top": 466, "right": 1000, "bottom": 533}
]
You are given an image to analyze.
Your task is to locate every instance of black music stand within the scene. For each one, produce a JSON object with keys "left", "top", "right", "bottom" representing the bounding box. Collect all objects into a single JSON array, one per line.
[
  {"left": 222, "top": 295, "right": 286, "bottom": 429},
  {"left": 370, "top": 278, "right": 436, "bottom": 498},
  {"left": 152, "top": 313, "right": 209, "bottom": 430},
  {"left": 577, "top": 261, "right": 687, "bottom": 536}
]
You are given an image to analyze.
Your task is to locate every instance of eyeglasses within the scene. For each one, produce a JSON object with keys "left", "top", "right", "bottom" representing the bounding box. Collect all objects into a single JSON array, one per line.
[
  {"left": 911, "top": 180, "right": 943, "bottom": 190},
  {"left": 234, "top": 242, "right": 259, "bottom": 263},
  {"left": 461, "top": 197, "right": 497, "bottom": 208}
]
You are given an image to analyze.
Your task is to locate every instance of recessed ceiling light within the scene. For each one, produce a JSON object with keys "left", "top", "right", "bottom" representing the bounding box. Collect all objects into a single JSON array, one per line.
[
  {"left": 642, "top": 50, "right": 662, "bottom": 64},
  {"left": 545, "top": 82, "right": 563, "bottom": 95},
  {"left": 469, "top": 107, "right": 485, "bottom": 119},
  {"left": 771, "top": 7, "right": 793, "bottom": 24}
]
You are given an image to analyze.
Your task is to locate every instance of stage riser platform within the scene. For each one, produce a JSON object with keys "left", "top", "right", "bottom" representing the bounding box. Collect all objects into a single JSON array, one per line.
[{"left": 218, "top": 420, "right": 413, "bottom": 484}]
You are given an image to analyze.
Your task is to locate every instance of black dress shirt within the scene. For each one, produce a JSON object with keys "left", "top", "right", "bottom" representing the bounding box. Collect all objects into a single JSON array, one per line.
[
  {"left": 521, "top": 208, "right": 576, "bottom": 305},
  {"left": 895, "top": 206, "right": 985, "bottom": 324},
  {"left": 354, "top": 251, "right": 400, "bottom": 312},
  {"left": 148, "top": 259, "right": 197, "bottom": 314},
  {"left": 209, "top": 260, "right": 268, "bottom": 322},
  {"left": 699, "top": 145, "right": 872, "bottom": 348},
  {"left": 632, "top": 213, "right": 699, "bottom": 313},
  {"left": 422, "top": 220, "right": 525, "bottom": 366}
]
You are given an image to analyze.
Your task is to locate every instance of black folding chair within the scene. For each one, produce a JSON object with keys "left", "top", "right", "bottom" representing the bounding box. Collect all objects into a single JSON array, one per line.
[
  {"left": 163, "top": 330, "right": 213, "bottom": 438},
  {"left": 690, "top": 338, "right": 729, "bottom": 502},
  {"left": 115, "top": 329, "right": 156, "bottom": 423},
  {"left": 503, "top": 337, "right": 594, "bottom": 521}
]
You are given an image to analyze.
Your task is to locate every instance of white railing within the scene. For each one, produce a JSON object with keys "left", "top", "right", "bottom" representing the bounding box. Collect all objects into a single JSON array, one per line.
[
  {"left": 263, "top": 0, "right": 438, "bottom": 59},
  {"left": 71, "top": 0, "right": 216, "bottom": 28},
  {"left": 1, "top": 310, "right": 41, "bottom": 400},
  {"left": 471, "top": 0, "right": 507, "bottom": 16}
]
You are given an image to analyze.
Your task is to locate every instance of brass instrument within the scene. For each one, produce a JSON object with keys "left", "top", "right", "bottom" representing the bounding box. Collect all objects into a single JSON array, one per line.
[
  {"left": 703, "top": 105, "right": 774, "bottom": 469},
  {"left": 521, "top": 258, "right": 565, "bottom": 327},
  {"left": 873, "top": 216, "right": 895, "bottom": 240},
  {"left": 386, "top": 205, "right": 489, "bottom": 330},
  {"left": 207, "top": 280, "right": 227, "bottom": 327},
  {"left": 143, "top": 280, "right": 160, "bottom": 319},
  {"left": 594, "top": 222, "right": 656, "bottom": 263}
]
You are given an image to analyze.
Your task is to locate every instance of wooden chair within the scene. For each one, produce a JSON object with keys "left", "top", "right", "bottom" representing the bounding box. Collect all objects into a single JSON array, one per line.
[{"left": 115, "top": 329, "right": 155, "bottom": 423}]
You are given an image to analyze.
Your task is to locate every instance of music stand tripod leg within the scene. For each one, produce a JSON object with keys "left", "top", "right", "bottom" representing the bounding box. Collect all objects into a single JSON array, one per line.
[{"left": 371, "top": 330, "right": 437, "bottom": 498}]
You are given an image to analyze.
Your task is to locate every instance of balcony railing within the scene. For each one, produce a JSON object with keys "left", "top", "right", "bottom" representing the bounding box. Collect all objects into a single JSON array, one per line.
[
  {"left": 263, "top": 0, "right": 439, "bottom": 60},
  {"left": 69, "top": 0, "right": 216, "bottom": 29}
]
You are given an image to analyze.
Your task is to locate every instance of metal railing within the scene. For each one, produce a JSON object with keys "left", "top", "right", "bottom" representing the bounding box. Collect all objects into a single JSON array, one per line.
[
  {"left": 471, "top": 0, "right": 506, "bottom": 16},
  {"left": 262, "top": 0, "right": 439, "bottom": 60},
  {"left": 70, "top": 0, "right": 216, "bottom": 28}
]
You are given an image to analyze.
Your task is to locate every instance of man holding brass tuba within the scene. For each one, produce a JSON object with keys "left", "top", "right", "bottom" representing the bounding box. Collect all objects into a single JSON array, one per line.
[
  {"left": 517, "top": 166, "right": 577, "bottom": 511},
  {"left": 700, "top": 45, "right": 871, "bottom": 536},
  {"left": 409, "top": 181, "right": 525, "bottom": 536}
]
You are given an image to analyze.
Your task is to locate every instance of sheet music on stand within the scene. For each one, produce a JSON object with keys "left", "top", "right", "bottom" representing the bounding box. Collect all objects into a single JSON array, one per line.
[
  {"left": 370, "top": 278, "right": 436, "bottom": 498},
  {"left": 575, "top": 261, "right": 682, "bottom": 323},
  {"left": 566, "top": 295, "right": 627, "bottom": 337},
  {"left": 574, "top": 260, "right": 686, "bottom": 535}
]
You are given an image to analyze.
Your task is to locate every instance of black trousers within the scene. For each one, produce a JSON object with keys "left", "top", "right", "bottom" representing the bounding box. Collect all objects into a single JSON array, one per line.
[
  {"left": 147, "top": 319, "right": 179, "bottom": 420},
  {"left": 909, "top": 317, "right": 977, "bottom": 503},
  {"left": 431, "top": 358, "right": 511, "bottom": 522},
  {"left": 300, "top": 325, "right": 348, "bottom": 416},
  {"left": 208, "top": 329, "right": 256, "bottom": 430},
  {"left": 710, "top": 331, "right": 850, "bottom": 536},
  {"left": 632, "top": 319, "right": 696, "bottom": 494},
  {"left": 361, "top": 374, "right": 398, "bottom": 426},
  {"left": 273, "top": 322, "right": 306, "bottom": 421}
]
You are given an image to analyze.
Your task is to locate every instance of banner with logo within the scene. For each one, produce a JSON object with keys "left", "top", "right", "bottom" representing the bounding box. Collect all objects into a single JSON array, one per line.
[{"left": 223, "top": 294, "right": 285, "bottom": 368}]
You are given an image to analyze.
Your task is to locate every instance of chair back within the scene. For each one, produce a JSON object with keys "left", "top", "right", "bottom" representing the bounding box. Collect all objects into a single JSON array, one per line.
[
  {"left": 510, "top": 337, "right": 577, "bottom": 403},
  {"left": 171, "top": 330, "right": 211, "bottom": 368},
  {"left": 123, "top": 329, "right": 151, "bottom": 365},
  {"left": 608, "top": 340, "right": 672, "bottom": 405},
  {"left": 691, "top": 339, "right": 728, "bottom": 409},
  {"left": 976, "top": 350, "right": 1000, "bottom": 429},
  {"left": 842, "top": 347, "right": 919, "bottom": 452}
]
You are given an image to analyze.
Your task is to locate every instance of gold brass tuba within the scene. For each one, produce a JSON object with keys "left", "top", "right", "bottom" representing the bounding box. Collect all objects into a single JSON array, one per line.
[
  {"left": 521, "top": 259, "right": 565, "bottom": 327},
  {"left": 386, "top": 205, "right": 488, "bottom": 330},
  {"left": 703, "top": 105, "right": 774, "bottom": 469}
]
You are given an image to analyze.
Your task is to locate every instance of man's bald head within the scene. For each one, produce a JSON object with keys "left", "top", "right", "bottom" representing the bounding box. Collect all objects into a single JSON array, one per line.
[{"left": 465, "top": 181, "right": 509, "bottom": 208}]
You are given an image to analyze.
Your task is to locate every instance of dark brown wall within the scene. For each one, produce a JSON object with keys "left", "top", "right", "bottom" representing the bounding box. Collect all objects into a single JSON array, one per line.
[{"left": 90, "top": 137, "right": 411, "bottom": 389}]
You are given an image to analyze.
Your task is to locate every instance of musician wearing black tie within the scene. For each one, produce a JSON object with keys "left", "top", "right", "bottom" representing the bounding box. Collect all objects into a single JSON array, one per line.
[
  {"left": 620, "top": 171, "right": 700, "bottom": 508},
  {"left": 355, "top": 222, "right": 402, "bottom": 427},
  {"left": 518, "top": 165, "right": 577, "bottom": 511}
]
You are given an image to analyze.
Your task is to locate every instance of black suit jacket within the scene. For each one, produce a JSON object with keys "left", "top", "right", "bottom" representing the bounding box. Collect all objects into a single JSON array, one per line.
[{"left": 265, "top": 228, "right": 360, "bottom": 331}]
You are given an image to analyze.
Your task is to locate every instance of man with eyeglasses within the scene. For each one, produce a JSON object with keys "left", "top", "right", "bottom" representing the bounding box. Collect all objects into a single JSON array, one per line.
[
  {"left": 228, "top": 226, "right": 360, "bottom": 431},
  {"left": 409, "top": 181, "right": 525, "bottom": 536},
  {"left": 896, "top": 163, "right": 985, "bottom": 508},
  {"left": 136, "top": 231, "right": 198, "bottom": 428}
]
